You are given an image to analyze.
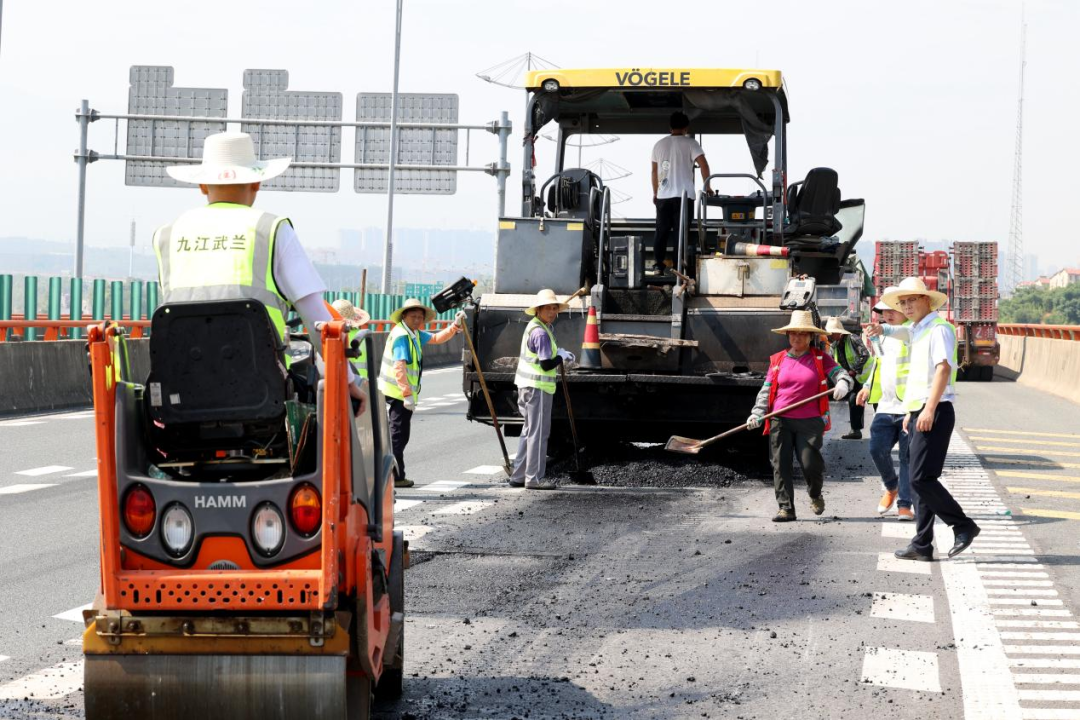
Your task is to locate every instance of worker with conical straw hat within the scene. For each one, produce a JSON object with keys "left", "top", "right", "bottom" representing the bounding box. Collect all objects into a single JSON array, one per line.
[{"left": 747, "top": 310, "right": 852, "bottom": 522}]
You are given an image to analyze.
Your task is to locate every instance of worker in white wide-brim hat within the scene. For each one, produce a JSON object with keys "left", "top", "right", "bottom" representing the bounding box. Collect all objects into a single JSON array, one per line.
[
  {"left": 824, "top": 316, "right": 873, "bottom": 441},
  {"left": 331, "top": 299, "right": 372, "bottom": 379},
  {"left": 509, "top": 289, "right": 576, "bottom": 490},
  {"left": 156, "top": 131, "right": 368, "bottom": 413},
  {"left": 378, "top": 298, "right": 465, "bottom": 488},
  {"left": 856, "top": 290, "right": 914, "bottom": 521},
  {"left": 746, "top": 310, "right": 852, "bottom": 522},
  {"left": 867, "top": 276, "right": 980, "bottom": 561}
]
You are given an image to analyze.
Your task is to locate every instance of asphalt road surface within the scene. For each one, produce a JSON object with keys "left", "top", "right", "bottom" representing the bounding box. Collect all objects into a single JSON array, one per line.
[{"left": 3, "top": 368, "right": 1080, "bottom": 719}]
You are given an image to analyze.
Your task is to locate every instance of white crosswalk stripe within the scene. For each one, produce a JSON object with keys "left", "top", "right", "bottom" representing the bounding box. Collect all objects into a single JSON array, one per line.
[
  {"left": 861, "top": 647, "right": 942, "bottom": 692},
  {"left": 0, "top": 484, "right": 58, "bottom": 495},
  {"left": 14, "top": 465, "right": 73, "bottom": 476},
  {"left": 0, "top": 660, "right": 83, "bottom": 700}
]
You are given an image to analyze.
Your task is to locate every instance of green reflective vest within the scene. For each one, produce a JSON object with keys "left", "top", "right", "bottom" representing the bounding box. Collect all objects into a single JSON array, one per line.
[
  {"left": 904, "top": 315, "right": 958, "bottom": 412},
  {"left": 347, "top": 328, "right": 368, "bottom": 380},
  {"left": 841, "top": 339, "right": 873, "bottom": 385},
  {"left": 379, "top": 323, "right": 421, "bottom": 401},
  {"left": 153, "top": 203, "right": 291, "bottom": 345},
  {"left": 867, "top": 334, "right": 910, "bottom": 405},
  {"left": 515, "top": 318, "right": 558, "bottom": 395}
]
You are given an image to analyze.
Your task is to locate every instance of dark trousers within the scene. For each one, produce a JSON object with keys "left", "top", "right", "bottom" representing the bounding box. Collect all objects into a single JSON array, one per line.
[
  {"left": 769, "top": 416, "right": 825, "bottom": 512},
  {"left": 654, "top": 197, "right": 692, "bottom": 267},
  {"left": 907, "top": 402, "right": 975, "bottom": 554},
  {"left": 848, "top": 380, "right": 865, "bottom": 431},
  {"left": 386, "top": 398, "right": 413, "bottom": 480}
]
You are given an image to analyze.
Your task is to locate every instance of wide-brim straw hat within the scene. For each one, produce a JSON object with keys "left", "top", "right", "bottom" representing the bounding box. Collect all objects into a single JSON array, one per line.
[
  {"left": 390, "top": 298, "right": 437, "bottom": 324},
  {"left": 331, "top": 299, "right": 371, "bottom": 328},
  {"left": 166, "top": 131, "right": 291, "bottom": 185},
  {"left": 824, "top": 316, "right": 850, "bottom": 336},
  {"left": 771, "top": 310, "right": 827, "bottom": 335},
  {"left": 881, "top": 277, "right": 948, "bottom": 312},
  {"left": 873, "top": 286, "right": 900, "bottom": 312},
  {"left": 524, "top": 288, "right": 570, "bottom": 317}
]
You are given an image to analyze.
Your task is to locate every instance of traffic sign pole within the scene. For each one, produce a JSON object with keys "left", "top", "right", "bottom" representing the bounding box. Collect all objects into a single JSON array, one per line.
[{"left": 382, "top": 0, "right": 404, "bottom": 294}]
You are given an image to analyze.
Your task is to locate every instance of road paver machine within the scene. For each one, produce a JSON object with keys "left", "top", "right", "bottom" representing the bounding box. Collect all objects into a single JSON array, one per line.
[{"left": 464, "top": 67, "right": 867, "bottom": 443}]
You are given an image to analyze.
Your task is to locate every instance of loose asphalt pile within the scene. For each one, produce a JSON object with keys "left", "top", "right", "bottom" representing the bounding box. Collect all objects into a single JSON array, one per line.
[{"left": 546, "top": 441, "right": 772, "bottom": 489}]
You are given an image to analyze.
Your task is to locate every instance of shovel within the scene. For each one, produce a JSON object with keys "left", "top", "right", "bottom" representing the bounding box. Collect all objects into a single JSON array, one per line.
[
  {"left": 559, "top": 363, "right": 596, "bottom": 484},
  {"left": 459, "top": 316, "right": 514, "bottom": 477},
  {"left": 665, "top": 389, "right": 834, "bottom": 455}
]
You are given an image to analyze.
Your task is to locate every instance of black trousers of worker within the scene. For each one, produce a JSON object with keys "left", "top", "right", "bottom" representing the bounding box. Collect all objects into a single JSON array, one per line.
[
  {"left": 386, "top": 398, "right": 413, "bottom": 480},
  {"left": 769, "top": 416, "right": 825, "bottom": 513},
  {"left": 654, "top": 197, "right": 693, "bottom": 268},
  {"left": 907, "top": 402, "right": 976, "bottom": 555},
  {"left": 848, "top": 380, "right": 865, "bottom": 431}
]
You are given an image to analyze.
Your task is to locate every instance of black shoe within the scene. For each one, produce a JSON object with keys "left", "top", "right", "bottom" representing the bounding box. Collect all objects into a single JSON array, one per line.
[
  {"left": 394, "top": 477, "right": 414, "bottom": 489},
  {"left": 772, "top": 508, "right": 797, "bottom": 523},
  {"left": 949, "top": 524, "right": 981, "bottom": 558},
  {"left": 894, "top": 545, "right": 934, "bottom": 562},
  {"left": 841, "top": 430, "right": 863, "bottom": 440},
  {"left": 507, "top": 479, "right": 525, "bottom": 488}
]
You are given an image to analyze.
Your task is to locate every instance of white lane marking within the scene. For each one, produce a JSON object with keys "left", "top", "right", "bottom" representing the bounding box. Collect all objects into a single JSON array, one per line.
[
  {"left": 1005, "top": 646, "right": 1080, "bottom": 654},
  {"left": 997, "top": 621, "right": 1080, "bottom": 629},
  {"left": 1019, "top": 705, "right": 1080, "bottom": 717},
  {"left": 65, "top": 469, "right": 98, "bottom": 478},
  {"left": 59, "top": 412, "right": 95, "bottom": 419},
  {"left": 981, "top": 572, "right": 1051, "bottom": 579},
  {"left": 1001, "top": 632, "right": 1080, "bottom": 641},
  {"left": 860, "top": 647, "right": 942, "bottom": 692},
  {"left": 0, "top": 420, "right": 45, "bottom": 427},
  {"left": 464, "top": 465, "right": 506, "bottom": 476},
  {"left": 434, "top": 501, "right": 493, "bottom": 516},
  {"left": 397, "top": 525, "right": 434, "bottom": 543},
  {"left": 996, "top": 609, "right": 1074, "bottom": 617},
  {"left": 983, "top": 580, "right": 1055, "bottom": 587},
  {"left": 1013, "top": 674, "right": 1080, "bottom": 684},
  {"left": 990, "top": 598, "right": 1065, "bottom": 606},
  {"left": 53, "top": 604, "right": 92, "bottom": 623},
  {"left": 0, "top": 660, "right": 84, "bottom": 700},
  {"left": 876, "top": 552, "right": 931, "bottom": 575},
  {"left": 941, "top": 555, "right": 1023, "bottom": 715},
  {"left": 64, "top": 637, "right": 83, "bottom": 646},
  {"left": 14, "top": 465, "right": 73, "bottom": 477},
  {"left": 420, "top": 480, "right": 470, "bottom": 494},
  {"left": 1018, "top": 689, "right": 1080, "bottom": 700},
  {"left": 880, "top": 524, "right": 916, "bottom": 539},
  {"left": 870, "top": 592, "right": 935, "bottom": 624},
  {"left": 0, "top": 655, "right": 8, "bottom": 663},
  {"left": 394, "top": 499, "right": 425, "bottom": 512},
  {"left": 0, "top": 484, "right": 58, "bottom": 495},
  {"left": 1010, "top": 658, "right": 1080, "bottom": 668},
  {"left": 985, "top": 588, "right": 1059, "bottom": 596}
]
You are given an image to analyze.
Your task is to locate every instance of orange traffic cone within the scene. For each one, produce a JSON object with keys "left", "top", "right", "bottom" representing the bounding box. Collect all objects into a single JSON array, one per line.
[{"left": 579, "top": 305, "right": 601, "bottom": 369}]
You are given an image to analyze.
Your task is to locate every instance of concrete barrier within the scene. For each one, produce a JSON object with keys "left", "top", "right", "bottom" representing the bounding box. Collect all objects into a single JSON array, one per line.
[
  {"left": 999, "top": 334, "right": 1080, "bottom": 405},
  {"left": 0, "top": 333, "right": 462, "bottom": 417}
]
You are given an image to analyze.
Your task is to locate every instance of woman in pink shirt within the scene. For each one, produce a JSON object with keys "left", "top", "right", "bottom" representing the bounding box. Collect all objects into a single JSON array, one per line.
[{"left": 747, "top": 311, "right": 853, "bottom": 522}]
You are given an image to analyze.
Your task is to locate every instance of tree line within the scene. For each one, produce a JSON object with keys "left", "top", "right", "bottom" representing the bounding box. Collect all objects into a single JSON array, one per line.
[{"left": 999, "top": 284, "right": 1080, "bottom": 325}]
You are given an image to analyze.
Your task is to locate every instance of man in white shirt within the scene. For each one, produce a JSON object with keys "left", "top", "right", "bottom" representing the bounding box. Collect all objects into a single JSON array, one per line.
[
  {"left": 856, "top": 295, "right": 913, "bottom": 520},
  {"left": 649, "top": 112, "right": 711, "bottom": 275},
  {"left": 868, "top": 277, "right": 979, "bottom": 561}
]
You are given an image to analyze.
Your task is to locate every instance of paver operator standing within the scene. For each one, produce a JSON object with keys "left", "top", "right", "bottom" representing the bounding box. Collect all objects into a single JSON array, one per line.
[
  {"left": 869, "top": 277, "right": 981, "bottom": 560},
  {"left": 510, "top": 289, "right": 576, "bottom": 490},
  {"left": 649, "top": 111, "right": 712, "bottom": 275},
  {"left": 379, "top": 298, "right": 463, "bottom": 488},
  {"left": 153, "top": 131, "right": 368, "bottom": 413}
]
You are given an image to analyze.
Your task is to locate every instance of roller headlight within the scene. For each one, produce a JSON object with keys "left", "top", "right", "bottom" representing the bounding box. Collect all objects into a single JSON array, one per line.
[
  {"left": 161, "top": 504, "right": 194, "bottom": 556},
  {"left": 251, "top": 503, "right": 285, "bottom": 556}
]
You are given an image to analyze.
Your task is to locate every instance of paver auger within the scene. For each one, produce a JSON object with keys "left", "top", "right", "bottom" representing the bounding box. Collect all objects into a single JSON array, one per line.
[{"left": 81, "top": 300, "right": 403, "bottom": 719}]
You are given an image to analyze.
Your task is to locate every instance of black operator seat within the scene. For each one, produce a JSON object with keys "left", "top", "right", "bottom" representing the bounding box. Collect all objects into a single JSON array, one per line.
[
  {"left": 785, "top": 167, "right": 843, "bottom": 238},
  {"left": 545, "top": 168, "right": 605, "bottom": 231},
  {"left": 144, "top": 300, "right": 288, "bottom": 460}
]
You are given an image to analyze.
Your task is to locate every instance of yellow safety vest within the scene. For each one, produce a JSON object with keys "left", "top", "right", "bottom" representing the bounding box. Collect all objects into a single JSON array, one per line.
[
  {"left": 903, "top": 315, "right": 958, "bottom": 412},
  {"left": 153, "top": 203, "right": 291, "bottom": 346},
  {"left": 868, "top": 333, "right": 910, "bottom": 404},
  {"left": 379, "top": 323, "right": 421, "bottom": 401},
  {"left": 514, "top": 318, "right": 559, "bottom": 395},
  {"left": 347, "top": 328, "right": 368, "bottom": 380}
]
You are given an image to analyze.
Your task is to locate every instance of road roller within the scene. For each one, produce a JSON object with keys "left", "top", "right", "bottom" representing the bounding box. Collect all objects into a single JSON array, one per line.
[{"left": 82, "top": 300, "right": 404, "bottom": 719}]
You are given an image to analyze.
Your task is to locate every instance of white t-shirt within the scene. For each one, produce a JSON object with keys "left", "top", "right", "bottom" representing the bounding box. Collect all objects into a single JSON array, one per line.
[
  {"left": 273, "top": 222, "right": 327, "bottom": 303},
  {"left": 651, "top": 135, "right": 704, "bottom": 200}
]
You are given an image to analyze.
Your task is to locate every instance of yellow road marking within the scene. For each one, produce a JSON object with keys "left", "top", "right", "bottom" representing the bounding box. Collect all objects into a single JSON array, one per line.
[
  {"left": 969, "top": 436, "right": 1080, "bottom": 449},
  {"left": 985, "top": 457, "right": 1080, "bottom": 470},
  {"left": 964, "top": 428, "right": 1080, "bottom": 440},
  {"left": 1021, "top": 508, "right": 1080, "bottom": 521},
  {"left": 975, "top": 445, "right": 1080, "bottom": 459},
  {"left": 1007, "top": 487, "right": 1080, "bottom": 500},
  {"left": 996, "top": 471, "right": 1080, "bottom": 484}
]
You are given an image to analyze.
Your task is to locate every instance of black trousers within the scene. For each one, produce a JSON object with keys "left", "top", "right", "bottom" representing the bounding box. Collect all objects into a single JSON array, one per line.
[
  {"left": 654, "top": 197, "right": 692, "bottom": 267},
  {"left": 386, "top": 398, "right": 413, "bottom": 480},
  {"left": 769, "top": 416, "right": 825, "bottom": 512},
  {"left": 907, "top": 402, "right": 976, "bottom": 554},
  {"left": 848, "top": 380, "right": 865, "bottom": 431}
]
